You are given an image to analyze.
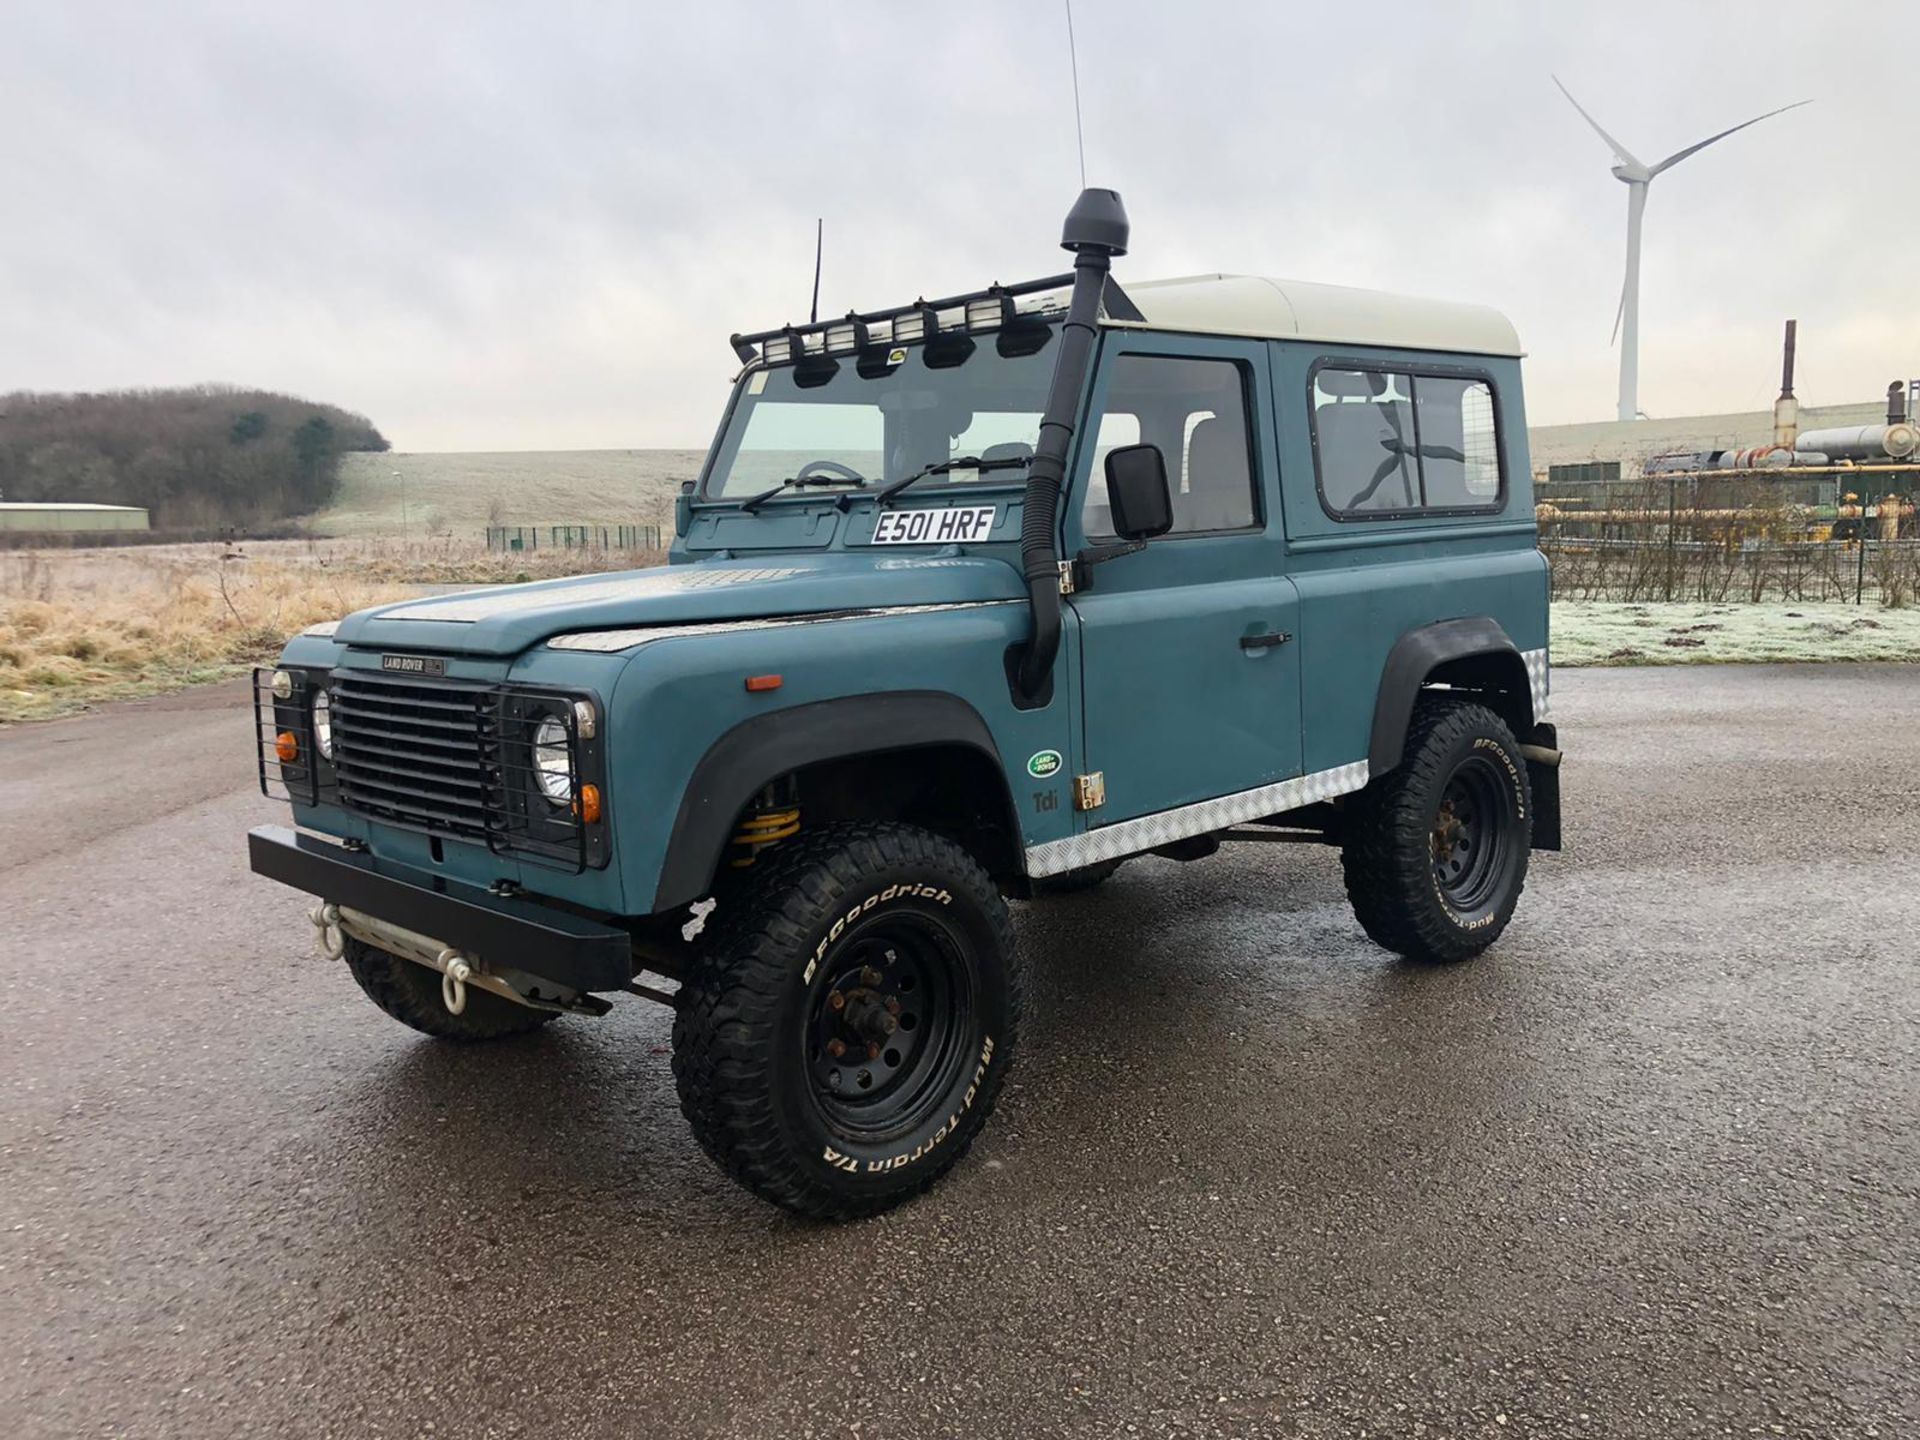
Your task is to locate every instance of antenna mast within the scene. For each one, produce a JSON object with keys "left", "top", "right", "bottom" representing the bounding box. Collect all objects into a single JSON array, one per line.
[
  {"left": 1064, "top": 0, "right": 1087, "bottom": 187},
  {"left": 808, "top": 218, "right": 823, "bottom": 324}
]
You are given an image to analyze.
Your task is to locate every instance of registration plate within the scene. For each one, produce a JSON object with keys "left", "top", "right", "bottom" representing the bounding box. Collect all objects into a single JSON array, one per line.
[{"left": 870, "top": 505, "right": 998, "bottom": 546}]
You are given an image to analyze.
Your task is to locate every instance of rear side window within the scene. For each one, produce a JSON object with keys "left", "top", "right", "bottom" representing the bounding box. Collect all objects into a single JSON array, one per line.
[{"left": 1312, "top": 367, "right": 1502, "bottom": 517}]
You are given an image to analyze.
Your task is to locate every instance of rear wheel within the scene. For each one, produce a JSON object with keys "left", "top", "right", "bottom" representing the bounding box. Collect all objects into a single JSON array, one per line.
[
  {"left": 672, "top": 821, "right": 1022, "bottom": 1220},
  {"left": 1341, "top": 697, "right": 1531, "bottom": 964},
  {"left": 342, "top": 937, "right": 561, "bottom": 1041}
]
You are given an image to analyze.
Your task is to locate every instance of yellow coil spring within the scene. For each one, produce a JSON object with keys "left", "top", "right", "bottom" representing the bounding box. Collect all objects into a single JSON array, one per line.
[{"left": 730, "top": 807, "right": 801, "bottom": 867}]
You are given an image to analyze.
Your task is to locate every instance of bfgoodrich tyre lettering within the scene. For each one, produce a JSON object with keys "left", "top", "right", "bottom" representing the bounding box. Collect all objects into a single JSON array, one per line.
[{"left": 671, "top": 820, "right": 1023, "bottom": 1220}]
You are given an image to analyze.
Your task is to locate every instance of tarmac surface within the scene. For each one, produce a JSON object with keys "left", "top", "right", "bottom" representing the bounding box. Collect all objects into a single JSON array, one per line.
[{"left": 1, "top": 665, "right": 1914, "bottom": 1438}]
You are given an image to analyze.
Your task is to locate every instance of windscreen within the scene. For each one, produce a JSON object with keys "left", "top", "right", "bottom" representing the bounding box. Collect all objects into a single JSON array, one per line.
[{"left": 702, "top": 331, "right": 1057, "bottom": 499}]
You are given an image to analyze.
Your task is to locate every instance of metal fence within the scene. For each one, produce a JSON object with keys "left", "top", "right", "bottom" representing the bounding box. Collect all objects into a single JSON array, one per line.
[
  {"left": 485, "top": 524, "right": 663, "bottom": 553},
  {"left": 1537, "top": 476, "right": 1920, "bottom": 606}
]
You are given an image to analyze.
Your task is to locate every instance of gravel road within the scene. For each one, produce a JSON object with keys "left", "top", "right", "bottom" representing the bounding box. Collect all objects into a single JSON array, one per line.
[{"left": 2, "top": 666, "right": 1914, "bottom": 1438}]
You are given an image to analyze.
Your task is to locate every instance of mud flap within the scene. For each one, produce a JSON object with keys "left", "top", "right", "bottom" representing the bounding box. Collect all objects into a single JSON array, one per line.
[{"left": 1526, "top": 722, "right": 1561, "bottom": 852}]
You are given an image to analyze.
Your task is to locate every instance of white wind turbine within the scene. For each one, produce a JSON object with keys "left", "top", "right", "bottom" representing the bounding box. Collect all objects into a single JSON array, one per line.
[{"left": 1554, "top": 77, "right": 1809, "bottom": 422}]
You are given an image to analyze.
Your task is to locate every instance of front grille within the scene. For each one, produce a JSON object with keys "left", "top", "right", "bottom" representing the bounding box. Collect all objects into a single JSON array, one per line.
[
  {"left": 332, "top": 673, "right": 495, "bottom": 837},
  {"left": 326, "top": 671, "right": 602, "bottom": 871}
]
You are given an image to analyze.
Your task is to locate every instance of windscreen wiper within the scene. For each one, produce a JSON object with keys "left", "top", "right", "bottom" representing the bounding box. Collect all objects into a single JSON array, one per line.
[
  {"left": 872, "top": 455, "right": 1029, "bottom": 507},
  {"left": 737, "top": 473, "right": 868, "bottom": 514}
]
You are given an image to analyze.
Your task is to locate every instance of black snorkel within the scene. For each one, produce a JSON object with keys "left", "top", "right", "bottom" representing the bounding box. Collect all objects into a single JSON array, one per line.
[{"left": 1016, "top": 187, "right": 1129, "bottom": 703}]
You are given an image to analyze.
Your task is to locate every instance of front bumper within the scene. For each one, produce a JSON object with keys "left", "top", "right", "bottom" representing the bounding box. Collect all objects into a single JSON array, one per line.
[{"left": 248, "top": 825, "right": 633, "bottom": 992}]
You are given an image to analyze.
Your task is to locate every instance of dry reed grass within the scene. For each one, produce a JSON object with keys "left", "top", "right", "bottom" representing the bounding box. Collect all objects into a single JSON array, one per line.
[
  {"left": 0, "top": 547, "right": 418, "bottom": 722},
  {"left": 1, "top": 538, "right": 669, "bottom": 721}
]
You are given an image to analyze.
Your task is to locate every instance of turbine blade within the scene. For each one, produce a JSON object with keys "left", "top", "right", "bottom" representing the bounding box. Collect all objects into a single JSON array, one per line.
[
  {"left": 1610, "top": 280, "right": 1626, "bottom": 346},
  {"left": 1649, "top": 99, "right": 1812, "bottom": 175},
  {"left": 1553, "top": 74, "right": 1644, "bottom": 169}
]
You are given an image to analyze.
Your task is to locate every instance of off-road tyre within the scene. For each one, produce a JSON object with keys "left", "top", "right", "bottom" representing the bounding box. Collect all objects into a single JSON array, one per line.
[
  {"left": 1032, "top": 858, "right": 1122, "bottom": 896},
  {"left": 342, "top": 936, "right": 561, "bottom": 1041},
  {"left": 672, "top": 821, "right": 1023, "bottom": 1221},
  {"left": 1341, "top": 697, "right": 1531, "bottom": 965}
]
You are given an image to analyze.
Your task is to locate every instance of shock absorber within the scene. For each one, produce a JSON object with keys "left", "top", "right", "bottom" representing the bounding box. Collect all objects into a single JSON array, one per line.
[{"left": 730, "top": 778, "right": 800, "bottom": 868}]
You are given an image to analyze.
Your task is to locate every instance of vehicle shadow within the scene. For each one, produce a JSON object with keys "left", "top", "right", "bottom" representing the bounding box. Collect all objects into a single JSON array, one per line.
[
  {"left": 1001, "top": 850, "right": 1549, "bottom": 1203},
  {"left": 314, "top": 847, "right": 1541, "bottom": 1239}
]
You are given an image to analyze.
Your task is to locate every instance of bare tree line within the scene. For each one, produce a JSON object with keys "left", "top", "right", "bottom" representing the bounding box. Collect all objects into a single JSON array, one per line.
[{"left": 0, "top": 385, "right": 388, "bottom": 529}]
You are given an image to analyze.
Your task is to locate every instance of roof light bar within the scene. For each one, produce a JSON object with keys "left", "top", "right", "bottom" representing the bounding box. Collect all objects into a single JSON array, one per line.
[{"left": 734, "top": 273, "right": 1070, "bottom": 366}]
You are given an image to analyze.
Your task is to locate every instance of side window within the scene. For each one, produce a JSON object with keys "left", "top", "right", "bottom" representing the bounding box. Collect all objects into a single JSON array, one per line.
[
  {"left": 1416, "top": 377, "right": 1500, "bottom": 505},
  {"left": 1312, "top": 370, "right": 1416, "bottom": 513},
  {"left": 1079, "top": 412, "right": 1140, "bottom": 538},
  {"left": 1082, "top": 355, "right": 1257, "bottom": 537},
  {"left": 1312, "top": 366, "right": 1503, "bottom": 517}
]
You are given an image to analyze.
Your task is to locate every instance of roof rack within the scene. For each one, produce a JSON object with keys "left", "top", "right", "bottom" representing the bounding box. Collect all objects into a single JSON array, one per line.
[{"left": 729, "top": 273, "right": 1142, "bottom": 366}]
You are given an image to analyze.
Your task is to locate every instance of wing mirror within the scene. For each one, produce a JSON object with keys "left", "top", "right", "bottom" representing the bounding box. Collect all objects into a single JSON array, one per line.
[{"left": 1103, "top": 443, "right": 1174, "bottom": 541}]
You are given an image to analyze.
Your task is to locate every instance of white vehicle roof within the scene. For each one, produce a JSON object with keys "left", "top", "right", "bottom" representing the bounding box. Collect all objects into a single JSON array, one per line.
[{"left": 1106, "top": 274, "right": 1523, "bottom": 358}]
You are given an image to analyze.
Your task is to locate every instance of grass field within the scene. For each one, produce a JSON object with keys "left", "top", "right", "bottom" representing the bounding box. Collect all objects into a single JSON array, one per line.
[
  {"left": 0, "top": 539, "right": 663, "bottom": 723},
  {"left": 0, "top": 548, "right": 409, "bottom": 723},
  {"left": 317, "top": 450, "right": 706, "bottom": 536},
  {"left": 1552, "top": 600, "right": 1920, "bottom": 665}
]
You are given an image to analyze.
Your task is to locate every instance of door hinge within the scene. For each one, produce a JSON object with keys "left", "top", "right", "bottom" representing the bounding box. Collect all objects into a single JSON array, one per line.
[
  {"left": 1074, "top": 772, "right": 1106, "bottom": 811},
  {"left": 1057, "top": 559, "right": 1077, "bottom": 595}
]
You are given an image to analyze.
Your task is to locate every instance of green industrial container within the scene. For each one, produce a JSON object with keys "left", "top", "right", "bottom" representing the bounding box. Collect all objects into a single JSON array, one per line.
[{"left": 0, "top": 502, "right": 151, "bottom": 533}]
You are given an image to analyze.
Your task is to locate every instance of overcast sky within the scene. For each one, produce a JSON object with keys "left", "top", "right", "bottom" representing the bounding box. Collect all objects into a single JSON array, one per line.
[{"left": 4, "top": 1, "right": 1911, "bottom": 450}]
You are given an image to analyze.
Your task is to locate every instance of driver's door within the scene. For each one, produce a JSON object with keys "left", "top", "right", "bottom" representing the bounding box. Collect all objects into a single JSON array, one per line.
[{"left": 1064, "top": 336, "right": 1303, "bottom": 832}]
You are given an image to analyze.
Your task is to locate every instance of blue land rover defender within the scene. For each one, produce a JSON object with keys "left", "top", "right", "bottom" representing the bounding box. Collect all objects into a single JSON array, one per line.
[{"left": 251, "top": 190, "right": 1561, "bottom": 1219}]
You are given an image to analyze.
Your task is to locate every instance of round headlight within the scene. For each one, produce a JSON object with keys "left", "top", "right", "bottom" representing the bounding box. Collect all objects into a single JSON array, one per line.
[
  {"left": 533, "top": 715, "right": 572, "bottom": 804},
  {"left": 311, "top": 689, "right": 333, "bottom": 760}
]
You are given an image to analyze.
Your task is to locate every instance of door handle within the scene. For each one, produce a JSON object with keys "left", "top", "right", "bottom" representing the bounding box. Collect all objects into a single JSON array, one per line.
[{"left": 1239, "top": 630, "right": 1292, "bottom": 652}]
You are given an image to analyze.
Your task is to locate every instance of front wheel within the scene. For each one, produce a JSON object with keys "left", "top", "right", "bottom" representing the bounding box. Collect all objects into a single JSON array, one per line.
[
  {"left": 1341, "top": 698, "right": 1531, "bottom": 964},
  {"left": 671, "top": 821, "right": 1023, "bottom": 1220}
]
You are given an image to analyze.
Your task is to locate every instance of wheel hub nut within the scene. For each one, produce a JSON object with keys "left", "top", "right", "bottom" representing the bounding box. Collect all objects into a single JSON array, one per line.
[{"left": 839, "top": 988, "right": 898, "bottom": 1045}]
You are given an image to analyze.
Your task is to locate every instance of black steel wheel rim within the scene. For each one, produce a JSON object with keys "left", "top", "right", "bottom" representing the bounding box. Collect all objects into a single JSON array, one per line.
[
  {"left": 805, "top": 910, "right": 973, "bottom": 1143},
  {"left": 1431, "top": 755, "right": 1511, "bottom": 914}
]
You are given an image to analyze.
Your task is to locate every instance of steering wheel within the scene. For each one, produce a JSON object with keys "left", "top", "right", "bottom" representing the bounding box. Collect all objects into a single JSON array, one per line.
[{"left": 796, "top": 459, "right": 865, "bottom": 483}]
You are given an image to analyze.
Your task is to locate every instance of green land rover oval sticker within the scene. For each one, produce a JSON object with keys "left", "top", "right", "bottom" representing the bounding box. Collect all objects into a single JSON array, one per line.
[{"left": 1027, "top": 749, "right": 1062, "bottom": 779}]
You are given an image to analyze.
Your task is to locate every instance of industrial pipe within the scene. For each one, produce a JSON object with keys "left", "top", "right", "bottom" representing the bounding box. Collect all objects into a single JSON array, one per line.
[
  {"left": 1795, "top": 424, "right": 1920, "bottom": 461},
  {"left": 1774, "top": 319, "right": 1798, "bottom": 449}
]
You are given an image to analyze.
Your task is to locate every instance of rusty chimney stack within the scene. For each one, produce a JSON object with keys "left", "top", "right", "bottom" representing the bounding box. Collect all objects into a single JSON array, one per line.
[{"left": 1773, "top": 319, "right": 1799, "bottom": 450}]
